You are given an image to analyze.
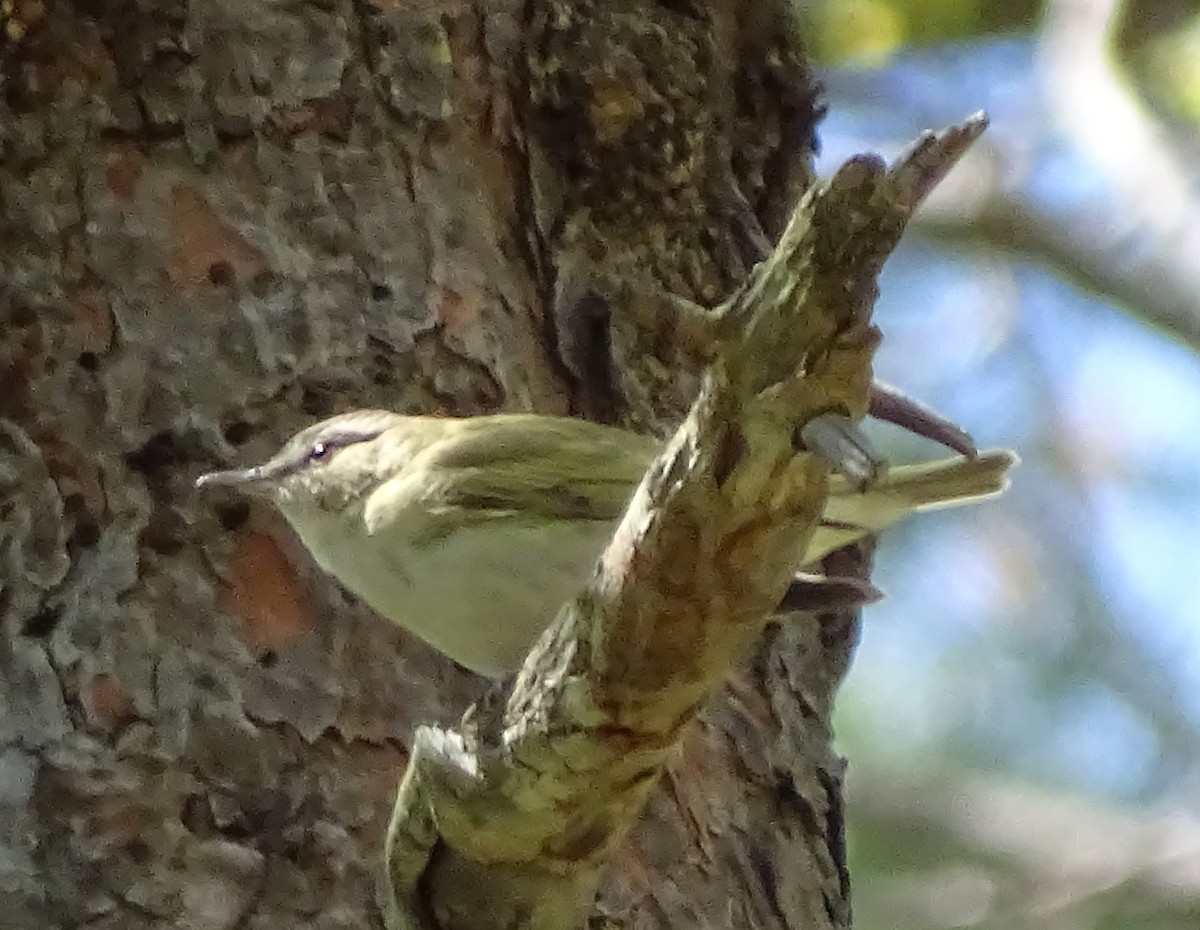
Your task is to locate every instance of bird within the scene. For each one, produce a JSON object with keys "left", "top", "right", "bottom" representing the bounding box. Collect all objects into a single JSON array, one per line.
[{"left": 196, "top": 410, "right": 1016, "bottom": 676}]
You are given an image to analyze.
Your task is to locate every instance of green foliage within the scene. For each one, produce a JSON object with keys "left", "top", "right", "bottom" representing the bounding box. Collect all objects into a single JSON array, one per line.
[{"left": 799, "top": 0, "right": 1041, "bottom": 63}]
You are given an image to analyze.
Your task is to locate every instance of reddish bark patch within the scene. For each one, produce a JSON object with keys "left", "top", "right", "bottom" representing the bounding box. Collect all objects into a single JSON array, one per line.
[
  {"left": 433, "top": 285, "right": 484, "bottom": 342},
  {"left": 164, "top": 184, "right": 270, "bottom": 293},
  {"left": 355, "top": 740, "right": 407, "bottom": 801},
  {"left": 220, "top": 530, "right": 314, "bottom": 656},
  {"left": 0, "top": 314, "right": 43, "bottom": 420},
  {"left": 90, "top": 795, "right": 152, "bottom": 850},
  {"left": 331, "top": 738, "right": 407, "bottom": 846},
  {"left": 66, "top": 284, "right": 115, "bottom": 354},
  {"left": 36, "top": 433, "right": 108, "bottom": 547},
  {"left": 85, "top": 673, "right": 137, "bottom": 730},
  {"left": 267, "top": 96, "right": 351, "bottom": 139},
  {"left": 103, "top": 144, "right": 144, "bottom": 204}
]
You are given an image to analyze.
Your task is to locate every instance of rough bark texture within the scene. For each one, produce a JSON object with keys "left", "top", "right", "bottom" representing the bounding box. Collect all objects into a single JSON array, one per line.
[{"left": 0, "top": 1, "right": 879, "bottom": 929}]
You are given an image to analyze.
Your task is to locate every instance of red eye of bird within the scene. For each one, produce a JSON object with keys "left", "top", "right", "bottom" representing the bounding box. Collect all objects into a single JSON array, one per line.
[{"left": 309, "top": 442, "right": 330, "bottom": 461}]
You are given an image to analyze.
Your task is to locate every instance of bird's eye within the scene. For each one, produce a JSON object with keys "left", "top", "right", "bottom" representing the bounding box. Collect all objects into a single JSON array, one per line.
[{"left": 308, "top": 441, "right": 330, "bottom": 462}]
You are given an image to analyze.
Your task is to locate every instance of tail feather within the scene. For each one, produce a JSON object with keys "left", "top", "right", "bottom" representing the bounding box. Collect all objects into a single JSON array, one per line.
[{"left": 804, "top": 449, "right": 1018, "bottom": 564}]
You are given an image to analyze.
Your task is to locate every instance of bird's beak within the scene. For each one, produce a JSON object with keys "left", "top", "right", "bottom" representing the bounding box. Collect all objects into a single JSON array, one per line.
[{"left": 195, "top": 465, "right": 272, "bottom": 491}]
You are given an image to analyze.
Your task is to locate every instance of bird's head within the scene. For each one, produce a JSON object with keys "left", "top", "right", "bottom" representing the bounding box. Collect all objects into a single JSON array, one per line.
[{"left": 195, "top": 410, "right": 411, "bottom": 518}]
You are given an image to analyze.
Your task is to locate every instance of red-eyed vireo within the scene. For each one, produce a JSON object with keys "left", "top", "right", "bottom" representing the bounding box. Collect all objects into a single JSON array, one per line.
[{"left": 196, "top": 411, "right": 1016, "bottom": 676}]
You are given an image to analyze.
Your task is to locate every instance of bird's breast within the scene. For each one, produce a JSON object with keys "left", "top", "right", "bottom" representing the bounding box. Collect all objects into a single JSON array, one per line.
[{"left": 285, "top": 503, "right": 614, "bottom": 676}]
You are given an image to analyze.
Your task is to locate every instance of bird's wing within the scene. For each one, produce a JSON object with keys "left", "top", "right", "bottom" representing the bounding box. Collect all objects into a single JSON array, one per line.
[{"left": 393, "top": 415, "right": 659, "bottom": 532}]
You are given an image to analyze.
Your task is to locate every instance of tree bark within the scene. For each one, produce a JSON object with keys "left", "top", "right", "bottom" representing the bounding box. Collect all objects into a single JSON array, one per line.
[{"left": 0, "top": 2, "right": 877, "bottom": 929}]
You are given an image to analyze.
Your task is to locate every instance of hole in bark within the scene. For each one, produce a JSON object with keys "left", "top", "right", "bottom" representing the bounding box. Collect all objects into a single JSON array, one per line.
[
  {"left": 370, "top": 283, "right": 391, "bottom": 300},
  {"left": 140, "top": 507, "right": 186, "bottom": 555},
  {"left": 215, "top": 500, "right": 250, "bottom": 532},
  {"left": 73, "top": 520, "right": 101, "bottom": 549},
  {"left": 181, "top": 793, "right": 215, "bottom": 835},
  {"left": 654, "top": 0, "right": 703, "bottom": 18},
  {"left": 300, "top": 385, "right": 333, "bottom": 416},
  {"left": 23, "top": 605, "right": 61, "bottom": 638},
  {"left": 222, "top": 420, "right": 254, "bottom": 445},
  {"left": 207, "top": 261, "right": 235, "bottom": 286},
  {"left": 63, "top": 493, "right": 101, "bottom": 548},
  {"left": 712, "top": 425, "right": 746, "bottom": 486},
  {"left": 77, "top": 351, "right": 99, "bottom": 371},
  {"left": 127, "top": 840, "right": 152, "bottom": 865},
  {"left": 10, "top": 304, "right": 37, "bottom": 326},
  {"left": 195, "top": 671, "right": 217, "bottom": 692},
  {"left": 126, "top": 431, "right": 185, "bottom": 477}
]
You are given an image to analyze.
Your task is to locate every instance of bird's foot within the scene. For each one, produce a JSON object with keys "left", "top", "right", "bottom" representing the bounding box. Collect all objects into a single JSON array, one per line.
[{"left": 799, "top": 413, "right": 886, "bottom": 488}]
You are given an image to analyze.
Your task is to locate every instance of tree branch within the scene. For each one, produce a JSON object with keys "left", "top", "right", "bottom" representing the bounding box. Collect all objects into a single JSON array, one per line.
[{"left": 381, "top": 114, "right": 988, "bottom": 930}]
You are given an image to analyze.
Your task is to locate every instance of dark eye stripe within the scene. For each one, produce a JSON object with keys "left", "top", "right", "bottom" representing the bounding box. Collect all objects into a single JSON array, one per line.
[
  {"left": 302, "top": 428, "right": 384, "bottom": 465},
  {"left": 270, "top": 427, "right": 386, "bottom": 481}
]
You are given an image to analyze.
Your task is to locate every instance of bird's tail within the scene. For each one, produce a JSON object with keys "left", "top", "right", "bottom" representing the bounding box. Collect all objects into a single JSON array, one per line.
[{"left": 804, "top": 449, "right": 1019, "bottom": 564}]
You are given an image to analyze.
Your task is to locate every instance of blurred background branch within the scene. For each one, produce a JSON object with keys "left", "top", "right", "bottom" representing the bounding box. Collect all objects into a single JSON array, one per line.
[
  {"left": 912, "top": 0, "right": 1200, "bottom": 353},
  {"left": 850, "top": 769, "right": 1200, "bottom": 930}
]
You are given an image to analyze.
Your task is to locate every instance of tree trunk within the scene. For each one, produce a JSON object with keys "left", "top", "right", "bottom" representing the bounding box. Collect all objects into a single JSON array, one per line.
[{"left": 0, "top": 2, "right": 855, "bottom": 928}]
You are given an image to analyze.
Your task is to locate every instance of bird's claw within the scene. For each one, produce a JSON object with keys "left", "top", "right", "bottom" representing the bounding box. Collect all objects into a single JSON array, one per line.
[{"left": 868, "top": 380, "right": 977, "bottom": 458}]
